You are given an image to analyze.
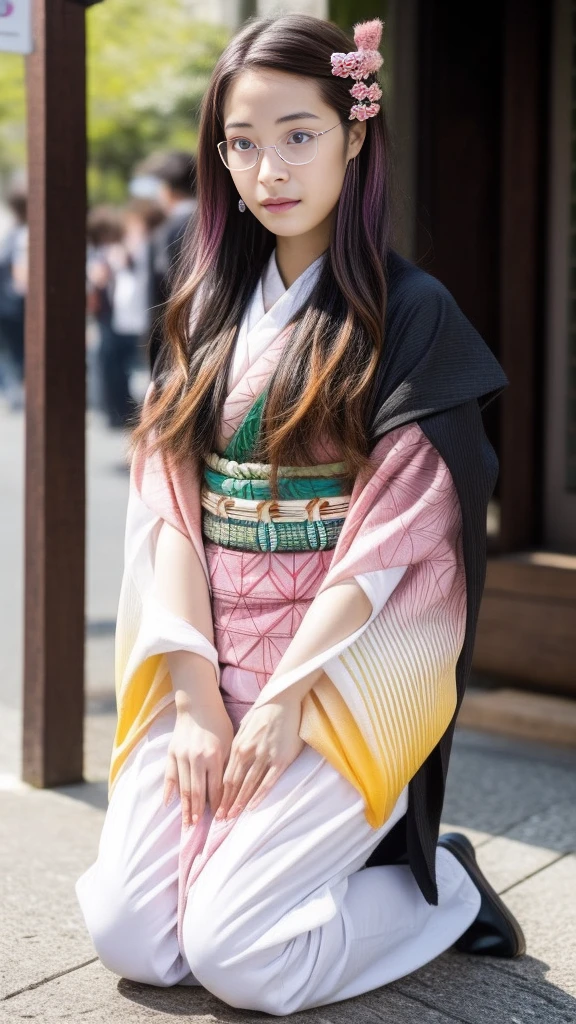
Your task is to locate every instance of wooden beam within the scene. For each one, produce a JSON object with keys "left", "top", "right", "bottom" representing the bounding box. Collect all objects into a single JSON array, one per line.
[
  {"left": 474, "top": 553, "right": 576, "bottom": 693},
  {"left": 22, "top": 0, "right": 87, "bottom": 787},
  {"left": 458, "top": 688, "right": 576, "bottom": 748}
]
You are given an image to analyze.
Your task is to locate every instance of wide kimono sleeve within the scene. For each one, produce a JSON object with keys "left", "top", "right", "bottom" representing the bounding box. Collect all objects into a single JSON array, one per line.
[
  {"left": 109, "top": 399, "right": 220, "bottom": 798},
  {"left": 249, "top": 420, "right": 467, "bottom": 830}
]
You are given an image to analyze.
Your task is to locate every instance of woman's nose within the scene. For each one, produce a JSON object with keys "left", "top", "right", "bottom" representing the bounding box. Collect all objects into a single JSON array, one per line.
[{"left": 257, "top": 146, "right": 290, "bottom": 184}]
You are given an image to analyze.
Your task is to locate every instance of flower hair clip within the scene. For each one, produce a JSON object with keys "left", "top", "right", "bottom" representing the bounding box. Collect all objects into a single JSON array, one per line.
[{"left": 330, "top": 18, "right": 383, "bottom": 121}]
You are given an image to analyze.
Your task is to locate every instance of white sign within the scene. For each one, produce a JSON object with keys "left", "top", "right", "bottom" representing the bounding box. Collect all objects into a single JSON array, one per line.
[{"left": 0, "top": 0, "right": 32, "bottom": 55}]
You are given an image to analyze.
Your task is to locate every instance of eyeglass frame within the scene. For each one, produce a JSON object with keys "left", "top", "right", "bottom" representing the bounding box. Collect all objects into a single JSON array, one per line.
[{"left": 216, "top": 122, "right": 344, "bottom": 171}]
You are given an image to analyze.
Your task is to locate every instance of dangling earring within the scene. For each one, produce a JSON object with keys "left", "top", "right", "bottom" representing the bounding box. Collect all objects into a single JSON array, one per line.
[{"left": 238, "top": 198, "right": 246, "bottom": 213}]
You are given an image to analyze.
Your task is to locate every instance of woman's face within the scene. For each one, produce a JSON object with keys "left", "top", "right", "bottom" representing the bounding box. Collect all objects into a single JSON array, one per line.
[{"left": 221, "top": 69, "right": 366, "bottom": 239}]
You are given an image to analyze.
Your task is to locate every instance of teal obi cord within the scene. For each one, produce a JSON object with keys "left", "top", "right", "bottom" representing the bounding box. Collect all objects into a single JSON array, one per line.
[{"left": 201, "top": 389, "right": 351, "bottom": 553}]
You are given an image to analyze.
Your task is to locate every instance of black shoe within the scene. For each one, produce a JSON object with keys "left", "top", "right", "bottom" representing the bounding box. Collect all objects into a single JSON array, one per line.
[{"left": 438, "top": 832, "right": 526, "bottom": 958}]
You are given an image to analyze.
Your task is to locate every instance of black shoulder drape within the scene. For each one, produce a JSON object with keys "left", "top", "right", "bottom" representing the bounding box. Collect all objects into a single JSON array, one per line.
[{"left": 364, "top": 251, "right": 508, "bottom": 904}]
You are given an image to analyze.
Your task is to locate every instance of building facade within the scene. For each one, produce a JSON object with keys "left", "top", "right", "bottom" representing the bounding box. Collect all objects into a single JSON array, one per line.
[{"left": 385, "top": 0, "right": 576, "bottom": 694}]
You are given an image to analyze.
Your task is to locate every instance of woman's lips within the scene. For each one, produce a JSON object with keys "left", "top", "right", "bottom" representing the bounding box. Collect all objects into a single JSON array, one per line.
[{"left": 261, "top": 200, "right": 301, "bottom": 213}]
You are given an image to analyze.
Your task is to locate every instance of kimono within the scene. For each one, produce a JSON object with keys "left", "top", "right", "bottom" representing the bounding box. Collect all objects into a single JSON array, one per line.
[{"left": 76, "top": 246, "right": 507, "bottom": 1013}]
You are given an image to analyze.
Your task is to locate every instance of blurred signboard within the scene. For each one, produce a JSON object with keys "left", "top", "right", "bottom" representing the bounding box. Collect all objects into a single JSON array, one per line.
[
  {"left": 0, "top": 0, "right": 32, "bottom": 54},
  {"left": 0, "top": 1, "right": 105, "bottom": 55},
  {"left": 0, "top": 0, "right": 31, "bottom": 54}
]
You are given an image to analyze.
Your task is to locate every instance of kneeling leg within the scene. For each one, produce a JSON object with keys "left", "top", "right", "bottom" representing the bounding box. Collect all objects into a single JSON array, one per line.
[
  {"left": 182, "top": 744, "right": 480, "bottom": 1015},
  {"left": 76, "top": 707, "right": 197, "bottom": 987}
]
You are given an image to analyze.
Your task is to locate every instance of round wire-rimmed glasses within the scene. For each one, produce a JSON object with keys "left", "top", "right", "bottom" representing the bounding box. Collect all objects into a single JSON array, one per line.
[{"left": 217, "top": 123, "right": 343, "bottom": 171}]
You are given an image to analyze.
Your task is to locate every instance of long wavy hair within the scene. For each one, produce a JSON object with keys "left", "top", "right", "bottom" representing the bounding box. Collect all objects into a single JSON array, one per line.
[{"left": 132, "top": 13, "right": 393, "bottom": 496}]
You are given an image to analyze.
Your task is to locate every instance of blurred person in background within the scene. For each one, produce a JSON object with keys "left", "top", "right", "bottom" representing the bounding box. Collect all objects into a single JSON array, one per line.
[
  {"left": 142, "top": 150, "right": 198, "bottom": 371},
  {"left": 87, "top": 198, "right": 164, "bottom": 428},
  {"left": 0, "top": 184, "right": 28, "bottom": 411},
  {"left": 110, "top": 196, "right": 165, "bottom": 387},
  {"left": 86, "top": 204, "right": 124, "bottom": 420}
]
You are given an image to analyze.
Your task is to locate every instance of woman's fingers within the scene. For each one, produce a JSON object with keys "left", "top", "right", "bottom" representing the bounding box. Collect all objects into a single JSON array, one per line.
[
  {"left": 228, "top": 760, "right": 269, "bottom": 816},
  {"left": 163, "top": 757, "right": 179, "bottom": 807},
  {"left": 177, "top": 755, "right": 192, "bottom": 828},
  {"left": 189, "top": 758, "right": 208, "bottom": 826},
  {"left": 207, "top": 763, "right": 224, "bottom": 818},
  {"left": 245, "top": 765, "right": 281, "bottom": 811},
  {"left": 216, "top": 746, "right": 245, "bottom": 818},
  {"left": 221, "top": 759, "right": 268, "bottom": 819},
  {"left": 215, "top": 779, "right": 236, "bottom": 820}
]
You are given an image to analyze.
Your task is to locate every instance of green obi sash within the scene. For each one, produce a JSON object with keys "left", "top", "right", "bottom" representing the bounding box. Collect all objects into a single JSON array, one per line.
[{"left": 201, "top": 388, "right": 351, "bottom": 553}]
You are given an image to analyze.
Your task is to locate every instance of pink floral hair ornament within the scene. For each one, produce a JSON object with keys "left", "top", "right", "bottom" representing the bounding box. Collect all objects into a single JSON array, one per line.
[{"left": 330, "top": 18, "right": 384, "bottom": 121}]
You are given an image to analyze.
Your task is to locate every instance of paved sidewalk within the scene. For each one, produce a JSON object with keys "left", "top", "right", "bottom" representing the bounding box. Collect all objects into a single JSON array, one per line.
[{"left": 1, "top": 709, "right": 575, "bottom": 1023}]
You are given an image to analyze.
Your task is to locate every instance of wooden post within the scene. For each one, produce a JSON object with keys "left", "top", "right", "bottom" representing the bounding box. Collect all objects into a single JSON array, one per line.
[
  {"left": 22, "top": 0, "right": 87, "bottom": 787},
  {"left": 498, "top": 0, "right": 550, "bottom": 550}
]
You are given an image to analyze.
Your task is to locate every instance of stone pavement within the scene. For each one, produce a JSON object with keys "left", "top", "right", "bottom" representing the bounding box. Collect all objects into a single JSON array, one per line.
[{"left": 1, "top": 708, "right": 575, "bottom": 1023}]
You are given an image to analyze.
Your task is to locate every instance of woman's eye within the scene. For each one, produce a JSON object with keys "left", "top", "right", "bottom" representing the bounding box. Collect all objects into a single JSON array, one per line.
[
  {"left": 231, "top": 138, "right": 254, "bottom": 152},
  {"left": 286, "top": 131, "right": 314, "bottom": 145}
]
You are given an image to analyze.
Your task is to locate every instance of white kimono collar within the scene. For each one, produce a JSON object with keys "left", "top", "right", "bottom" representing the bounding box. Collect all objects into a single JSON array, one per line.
[{"left": 228, "top": 248, "right": 325, "bottom": 392}]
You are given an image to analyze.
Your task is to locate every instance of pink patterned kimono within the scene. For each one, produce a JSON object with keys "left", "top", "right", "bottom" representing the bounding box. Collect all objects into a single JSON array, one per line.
[
  {"left": 73, "top": 248, "right": 492, "bottom": 1013},
  {"left": 106, "top": 249, "right": 466, "bottom": 949}
]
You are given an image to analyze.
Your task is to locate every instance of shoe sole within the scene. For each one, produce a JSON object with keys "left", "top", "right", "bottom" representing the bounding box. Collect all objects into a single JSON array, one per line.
[{"left": 439, "top": 832, "right": 526, "bottom": 958}]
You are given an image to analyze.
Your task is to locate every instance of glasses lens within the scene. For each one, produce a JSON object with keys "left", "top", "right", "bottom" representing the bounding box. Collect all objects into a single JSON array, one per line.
[
  {"left": 218, "top": 129, "right": 320, "bottom": 170},
  {"left": 219, "top": 139, "right": 257, "bottom": 171},
  {"left": 276, "top": 129, "right": 318, "bottom": 165}
]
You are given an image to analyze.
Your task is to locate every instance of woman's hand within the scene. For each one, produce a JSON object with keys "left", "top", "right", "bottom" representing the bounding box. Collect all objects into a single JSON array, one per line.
[
  {"left": 215, "top": 695, "right": 305, "bottom": 821},
  {"left": 163, "top": 700, "right": 234, "bottom": 829}
]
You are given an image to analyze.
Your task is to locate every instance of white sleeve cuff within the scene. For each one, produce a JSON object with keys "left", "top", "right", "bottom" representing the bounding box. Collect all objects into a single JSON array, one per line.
[{"left": 354, "top": 566, "right": 409, "bottom": 617}]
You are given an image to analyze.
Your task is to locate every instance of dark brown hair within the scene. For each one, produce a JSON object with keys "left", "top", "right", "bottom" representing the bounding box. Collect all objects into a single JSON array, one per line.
[
  {"left": 141, "top": 150, "right": 197, "bottom": 198},
  {"left": 7, "top": 187, "right": 27, "bottom": 225},
  {"left": 87, "top": 204, "right": 124, "bottom": 247},
  {"left": 133, "top": 13, "right": 392, "bottom": 495},
  {"left": 125, "top": 197, "right": 166, "bottom": 233}
]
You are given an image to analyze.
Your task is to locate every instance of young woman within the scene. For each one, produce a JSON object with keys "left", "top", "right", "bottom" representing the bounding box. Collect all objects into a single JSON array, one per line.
[{"left": 76, "top": 14, "right": 525, "bottom": 1014}]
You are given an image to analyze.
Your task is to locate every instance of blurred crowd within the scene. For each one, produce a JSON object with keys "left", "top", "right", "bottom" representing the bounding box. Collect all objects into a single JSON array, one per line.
[{"left": 0, "top": 150, "right": 197, "bottom": 426}]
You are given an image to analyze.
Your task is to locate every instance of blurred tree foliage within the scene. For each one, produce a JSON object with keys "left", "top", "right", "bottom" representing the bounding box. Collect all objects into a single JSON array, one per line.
[
  {"left": 0, "top": 54, "right": 25, "bottom": 181},
  {"left": 0, "top": 0, "right": 230, "bottom": 203},
  {"left": 329, "top": 0, "right": 387, "bottom": 37},
  {"left": 87, "top": 0, "right": 230, "bottom": 200}
]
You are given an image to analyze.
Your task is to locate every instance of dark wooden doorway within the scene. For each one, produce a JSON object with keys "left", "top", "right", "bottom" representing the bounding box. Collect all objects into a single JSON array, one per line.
[{"left": 415, "top": 0, "right": 550, "bottom": 555}]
